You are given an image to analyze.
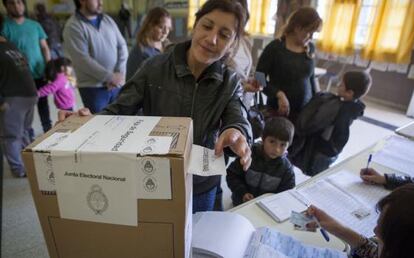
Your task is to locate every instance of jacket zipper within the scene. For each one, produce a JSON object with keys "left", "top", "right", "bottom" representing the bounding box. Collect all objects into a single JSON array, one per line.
[{"left": 190, "top": 82, "right": 199, "bottom": 117}]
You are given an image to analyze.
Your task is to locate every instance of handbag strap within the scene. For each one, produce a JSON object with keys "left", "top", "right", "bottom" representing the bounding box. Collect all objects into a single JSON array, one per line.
[{"left": 253, "top": 92, "right": 264, "bottom": 108}]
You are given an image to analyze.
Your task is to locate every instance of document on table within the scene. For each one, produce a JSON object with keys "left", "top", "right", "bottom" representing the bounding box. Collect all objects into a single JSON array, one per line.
[
  {"left": 192, "top": 212, "right": 346, "bottom": 258},
  {"left": 245, "top": 227, "right": 347, "bottom": 258},
  {"left": 296, "top": 170, "right": 386, "bottom": 237},
  {"left": 372, "top": 135, "right": 414, "bottom": 177},
  {"left": 256, "top": 190, "right": 308, "bottom": 222}
]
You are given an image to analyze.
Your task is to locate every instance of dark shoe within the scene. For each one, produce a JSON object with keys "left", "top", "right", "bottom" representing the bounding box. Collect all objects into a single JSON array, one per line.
[{"left": 12, "top": 170, "right": 27, "bottom": 178}]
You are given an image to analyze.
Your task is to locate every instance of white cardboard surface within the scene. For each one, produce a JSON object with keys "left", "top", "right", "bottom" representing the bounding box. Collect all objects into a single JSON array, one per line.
[
  {"left": 53, "top": 153, "right": 138, "bottom": 226},
  {"left": 32, "top": 132, "right": 71, "bottom": 191}
]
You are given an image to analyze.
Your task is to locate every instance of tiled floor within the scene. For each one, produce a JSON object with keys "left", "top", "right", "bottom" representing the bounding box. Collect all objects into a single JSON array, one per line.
[{"left": 1, "top": 91, "right": 413, "bottom": 257}]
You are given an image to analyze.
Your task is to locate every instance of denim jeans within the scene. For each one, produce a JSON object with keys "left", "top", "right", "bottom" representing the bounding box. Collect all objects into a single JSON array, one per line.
[
  {"left": 193, "top": 186, "right": 218, "bottom": 213},
  {"left": 79, "top": 86, "right": 121, "bottom": 114}
]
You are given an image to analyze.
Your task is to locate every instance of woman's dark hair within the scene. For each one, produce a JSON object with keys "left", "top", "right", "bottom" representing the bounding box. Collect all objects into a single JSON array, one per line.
[
  {"left": 34, "top": 3, "right": 48, "bottom": 20},
  {"left": 376, "top": 184, "right": 414, "bottom": 258},
  {"left": 136, "top": 7, "right": 171, "bottom": 47},
  {"left": 194, "top": 0, "right": 246, "bottom": 41},
  {"left": 45, "top": 57, "right": 72, "bottom": 82},
  {"left": 283, "top": 7, "right": 322, "bottom": 36},
  {"left": 233, "top": 0, "right": 249, "bottom": 25},
  {"left": 73, "top": 0, "right": 80, "bottom": 10}
]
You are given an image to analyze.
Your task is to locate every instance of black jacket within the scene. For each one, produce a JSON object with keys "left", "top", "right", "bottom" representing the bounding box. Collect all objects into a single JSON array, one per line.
[
  {"left": 385, "top": 174, "right": 414, "bottom": 190},
  {"left": 290, "top": 98, "right": 365, "bottom": 175},
  {"left": 102, "top": 41, "right": 252, "bottom": 194},
  {"left": 256, "top": 38, "right": 316, "bottom": 121},
  {"left": 226, "top": 142, "right": 295, "bottom": 205}
]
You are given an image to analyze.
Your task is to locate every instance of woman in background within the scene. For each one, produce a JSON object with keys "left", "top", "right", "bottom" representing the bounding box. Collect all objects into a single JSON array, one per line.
[
  {"left": 126, "top": 7, "right": 172, "bottom": 80},
  {"left": 226, "top": 0, "right": 262, "bottom": 110},
  {"left": 256, "top": 7, "right": 322, "bottom": 124}
]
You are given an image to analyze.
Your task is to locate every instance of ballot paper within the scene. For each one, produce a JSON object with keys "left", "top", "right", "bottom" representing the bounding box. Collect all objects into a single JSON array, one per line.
[{"left": 188, "top": 145, "right": 226, "bottom": 176}]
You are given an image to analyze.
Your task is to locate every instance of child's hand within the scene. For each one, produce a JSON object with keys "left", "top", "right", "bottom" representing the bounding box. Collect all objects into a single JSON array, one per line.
[
  {"left": 57, "top": 108, "right": 91, "bottom": 124},
  {"left": 360, "top": 168, "right": 386, "bottom": 185},
  {"left": 242, "top": 193, "right": 254, "bottom": 202}
]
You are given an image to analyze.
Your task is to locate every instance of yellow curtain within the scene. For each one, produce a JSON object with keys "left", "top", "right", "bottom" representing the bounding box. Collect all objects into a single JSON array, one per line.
[
  {"left": 187, "top": 0, "right": 274, "bottom": 35},
  {"left": 187, "top": 0, "right": 207, "bottom": 30},
  {"left": 361, "top": 0, "right": 414, "bottom": 64},
  {"left": 246, "top": 0, "right": 272, "bottom": 34},
  {"left": 317, "top": 0, "right": 361, "bottom": 56}
]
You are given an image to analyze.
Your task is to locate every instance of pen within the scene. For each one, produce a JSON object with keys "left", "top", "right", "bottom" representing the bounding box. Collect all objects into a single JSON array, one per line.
[
  {"left": 314, "top": 217, "right": 330, "bottom": 242},
  {"left": 365, "top": 154, "right": 373, "bottom": 173}
]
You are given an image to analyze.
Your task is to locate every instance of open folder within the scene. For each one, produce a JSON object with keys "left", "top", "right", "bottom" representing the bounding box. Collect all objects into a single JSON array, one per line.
[{"left": 192, "top": 211, "right": 346, "bottom": 258}]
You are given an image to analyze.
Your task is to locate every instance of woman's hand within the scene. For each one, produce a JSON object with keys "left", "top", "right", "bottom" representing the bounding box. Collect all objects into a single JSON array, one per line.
[
  {"left": 276, "top": 91, "right": 290, "bottom": 116},
  {"left": 57, "top": 108, "right": 92, "bottom": 124},
  {"left": 306, "top": 205, "right": 344, "bottom": 234},
  {"left": 307, "top": 205, "right": 366, "bottom": 248},
  {"left": 360, "top": 168, "right": 386, "bottom": 185},
  {"left": 215, "top": 128, "right": 251, "bottom": 171}
]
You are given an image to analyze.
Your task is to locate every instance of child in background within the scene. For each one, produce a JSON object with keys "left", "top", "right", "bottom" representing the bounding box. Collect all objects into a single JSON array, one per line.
[
  {"left": 38, "top": 57, "right": 75, "bottom": 111},
  {"left": 227, "top": 117, "right": 296, "bottom": 206},
  {"left": 290, "top": 71, "right": 371, "bottom": 176}
]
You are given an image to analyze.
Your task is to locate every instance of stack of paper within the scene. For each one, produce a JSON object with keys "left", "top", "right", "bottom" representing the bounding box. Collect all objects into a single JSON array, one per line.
[{"left": 372, "top": 135, "right": 414, "bottom": 177}]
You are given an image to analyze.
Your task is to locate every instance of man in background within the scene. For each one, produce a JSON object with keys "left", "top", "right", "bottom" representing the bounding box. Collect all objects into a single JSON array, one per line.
[
  {"left": 63, "top": 0, "right": 128, "bottom": 113},
  {"left": 1, "top": 0, "right": 51, "bottom": 133}
]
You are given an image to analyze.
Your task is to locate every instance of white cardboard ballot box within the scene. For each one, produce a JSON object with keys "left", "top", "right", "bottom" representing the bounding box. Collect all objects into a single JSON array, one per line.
[{"left": 22, "top": 115, "right": 193, "bottom": 258}]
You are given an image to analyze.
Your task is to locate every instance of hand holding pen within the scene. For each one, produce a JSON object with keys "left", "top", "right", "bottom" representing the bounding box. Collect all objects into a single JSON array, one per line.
[{"left": 306, "top": 205, "right": 330, "bottom": 241}]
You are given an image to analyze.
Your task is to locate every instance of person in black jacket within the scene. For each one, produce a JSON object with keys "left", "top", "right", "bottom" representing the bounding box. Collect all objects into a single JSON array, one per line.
[
  {"left": 360, "top": 167, "right": 414, "bottom": 190},
  {"left": 58, "top": 0, "right": 252, "bottom": 213},
  {"left": 0, "top": 14, "right": 38, "bottom": 177},
  {"left": 290, "top": 71, "right": 372, "bottom": 176},
  {"left": 227, "top": 117, "right": 295, "bottom": 206},
  {"left": 256, "top": 7, "right": 322, "bottom": 124}
]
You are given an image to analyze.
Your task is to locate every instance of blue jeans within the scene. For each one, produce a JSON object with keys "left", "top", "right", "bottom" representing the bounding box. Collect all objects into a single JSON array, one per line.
[
  {"left": 79, "top": 87, "right": 121, "bottom": 114},
  {"left": 193, "top": 187, "right": 218, "bottom": 213}
]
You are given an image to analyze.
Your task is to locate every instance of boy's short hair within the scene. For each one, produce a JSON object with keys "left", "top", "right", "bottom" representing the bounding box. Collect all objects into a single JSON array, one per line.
[
  {"left": 262, "top": 117, "right": 294, "bottom": 143},
  {"left": 343, "top": 71, "right": 372, "bottom": 99}
]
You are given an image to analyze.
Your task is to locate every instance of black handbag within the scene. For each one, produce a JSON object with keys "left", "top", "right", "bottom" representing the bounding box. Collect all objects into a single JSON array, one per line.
[{"left": 248, "top": 92, "right": 265, "bottom": 140}]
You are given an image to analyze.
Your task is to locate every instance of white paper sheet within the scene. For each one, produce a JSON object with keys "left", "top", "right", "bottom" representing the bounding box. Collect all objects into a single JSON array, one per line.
[
  {"left": 257, "top": 191, "right": 308, "bottom": 222},
  {"left": 139, "top": 136, "right": 173, "bottom": 155},
  {"left": 245, "top": 227, "right": 347, "bottom": 258},
  {"left": 327, "top": 170, "right": 390, "bottom": 208},
  {"left": 297, "top": 179, "right": 378, "bottom": 237},
  {"left": 136, "top": 157, "right": 171, "bottom": 199},
  {"left": 372, "top": 135, "right": 414, "bottom": 177},
  {"left": 53, "top": 152, "right": 138, "bottom": 226},
  {"left": 32, "top": 132, "right": 71, "bottom": 191},
  {"left": 192, "top": 212, "right": 255, "bottom": 258},
  {"left": 53, "top": 116, "right": 160, "bottom": 154},
  {"left": 188, "top": 145, "right": 226, "bottom": 176}
]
